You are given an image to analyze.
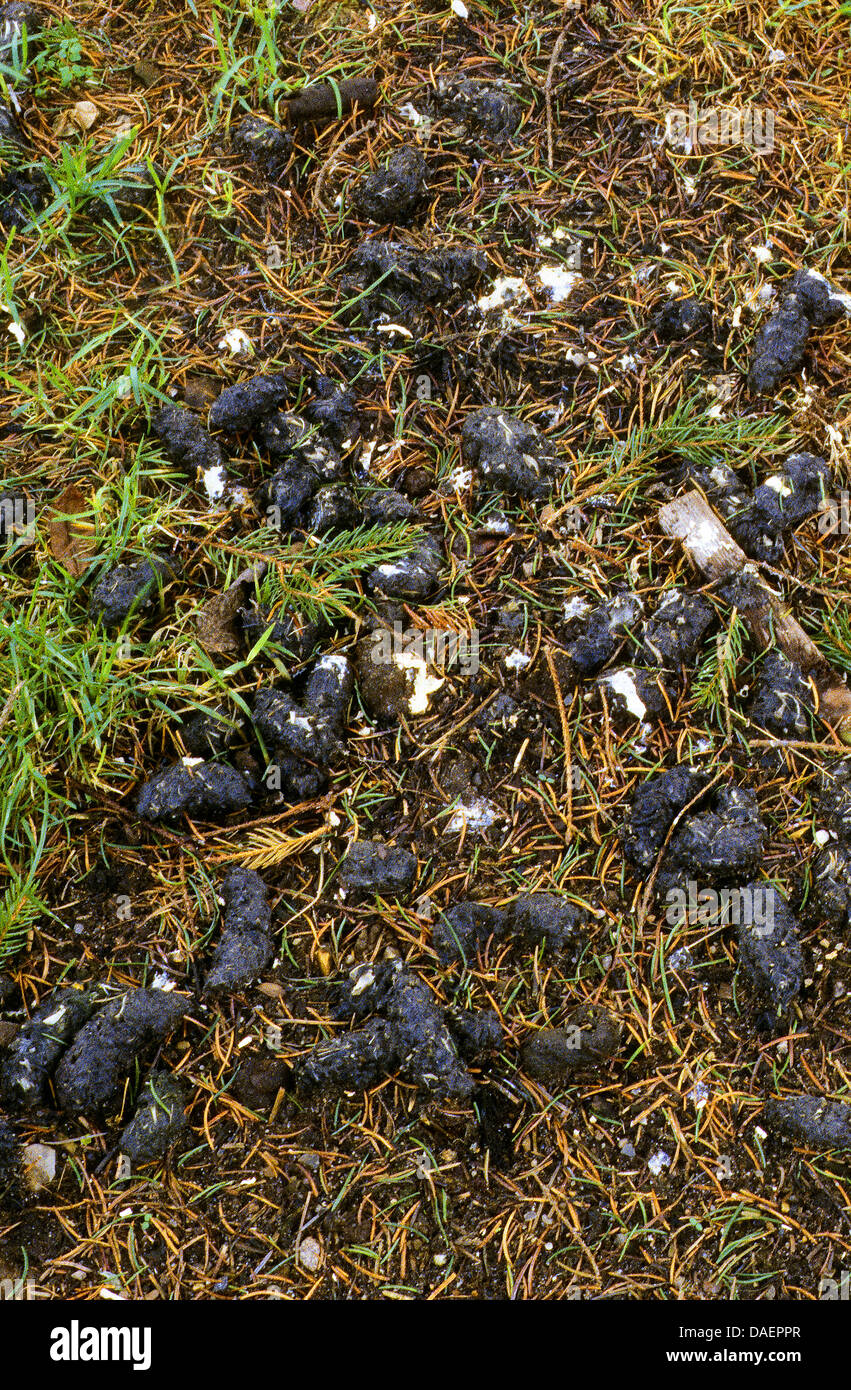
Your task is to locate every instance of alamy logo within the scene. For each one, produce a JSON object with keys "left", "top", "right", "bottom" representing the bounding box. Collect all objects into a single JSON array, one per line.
[
  {"left": 664, "top": 101, "right": 775, "bottom": 153},
  {"left": 50, "top": 1321, "right": 152, "bottom": 1371},
  {"left": 0, "top": 1276, "right": 36, "bottom": 1299},
  {"left": 819, "top": 494, "right": 851, "bottom": 535},
  {"left": 665, "top": 881, "right": 775, "bottom": 935},
  {"left": 820, "top": 1271, "right": 851, "bottom": 1299},
  {"left": 0, "top": 496, "right": 35, "bottom": 541}
]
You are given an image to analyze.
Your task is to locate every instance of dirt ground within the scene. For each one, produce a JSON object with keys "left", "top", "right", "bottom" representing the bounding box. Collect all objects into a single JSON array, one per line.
[{"left": 2, "top": 0, "right": 851, "bottom": 1303}]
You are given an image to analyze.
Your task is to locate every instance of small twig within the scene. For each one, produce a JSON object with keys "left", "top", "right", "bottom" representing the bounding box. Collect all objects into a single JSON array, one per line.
[
  {"left": 544, "top": 647, "right": 574, "bottom": 840},
  {"left": 756, "top": 558, "right": 844, "bottom": 601},
  {"left": 545, "top": 29, "right": 568, "bottom": 168},
  {"left": 0, "top": 680, "right": 22, "bottom": 736}
]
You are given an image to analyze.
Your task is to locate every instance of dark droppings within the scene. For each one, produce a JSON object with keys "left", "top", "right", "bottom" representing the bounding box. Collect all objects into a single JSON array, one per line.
[
  {"left": 812, "top": 842, "right": 851, "bottom": 933},
  {"left": 475, "top": 1086, "right": 515, "bottom": 1168},
  {"left": 817, "top": 760, "right": 851, "bottom": 842},
  {"left": 233, "top": 1055, "right": 292, "bottom": 1111},
  {"left": 763, "top": 1094, "right": 851, "bottom": 1149},
  {"left": 656, "top": 786, "right": 766, "bottom": 894},
  {"left": 238, "top": 602, "right": 321, "bottom": 665},
  {"left": 208, "top": 372, "right": 290, "bottom": 432},
  {"left": 338, "top": 840, "right": 418, "bottom": 894},
  {"left": 0, "top": 84, "right": 49, "bottom": 232},
  {"left": 638, "top": 588, "right": 715, "bottom": 670},
  {"left": 303, "top": 654, "right": 354, "bottom": 727},
  {"left": 0, "top": 988, "right": 94, "bottom": 1109},
  {"left": 433, "top": 902, "right": 508, "bottom": 965},
  {"left": 621, "top": 766, "right": 709, "bottom": 872},
  {"left": 749, "top": 268, "right": 851, "bottom": 395},
  {"left": 304, "top": 483, "right": 361, "bottom": 535},
  {"left": 252, "top": 653, "right": 353, "bottom": 782},
  {"left": 257, "top": 411, "right": 343, "bottom": 472},
  {"left": 119, "top": 1072, "right": 189, "bottom": 1164},
  {"left": 296, "top": 961, "right": 499, "bottom": 1100},
  {"left": 653, "top": 296, "right": 711, "bottom": 341},
  {"left": 89, "top": 554, "right": 176, "bottom": 630},
  {"left": 232, "top": 115, "right": 292, "bottom": 167},
  {"left": 730, "top": 452, "right": 829, "bottom": 565},
  {"left": 296, "top": 1018, "right": 396, "bottom": 1095},
  {"left": 180, "top": 705, "right": 242, "bottom": 759},
  {"left": 748, "top": 652, "right": 814, "bottom": 739},
  {"left": 735, "top": 885, "right": 803, "bottom": 1015},
  {"left": 362, "top": 486, "right": 418, "bottom": 524},
  {"left": 367, "top": 534, "right": 443, "bottom": 601},
  {"left": 521, "top": 1006, "right": 621, "bottom": 1083},
  {"left": 460, "top": 407, "right": 563, "bottom": 499},
  {"left": 434, "top": 892, "right": 586, "bottom": 966},
  {"left": 204, "top": 930, "right": 274, "bottom": 995},
  {"left": 0, "top": 2, "right": 44, "bottom": 59},
  {"left": 621, "top": 771, "right": 765, "bottom": 891},
  {"left": 283, "top": 76, "right": 378, "bottom": 124},
  {"left": 259, "top": 457, "right": 322, "bottom": 530},
  {"left": 255, "top": 414, "right": 348, "bottom": 532},
  {"left": 135, "top": 760, "right": 255, "bottom": 822},
  {"left": 811, "top": 762, "right": 851, "bottom": 930},
  {"left": 217, "top": 866, "right": 272, "bottom": 936},
  {"left": 203, "top": 867, "right": 274, "bottom": 995},
  {"left": 748, "top": 290, "right": 814, "bottom": 396},
  {"left": 433, "top": 77, "right": 522, "bottom": 142},
  {"left": 510, "top": 893, "right": 586, "bottom": 954},
  {"left": 339, "top": 240, "right": 486, "bottom": 328},
  {"left": 303, "top": 377, "right": 360, "bottom": 451},
  {"left": 683, "top": 451, "right": 829, "bottom": 565},
  {"left": 593, "top": 665, "right": 669, "bottom": 727},
  {"left": 151, "top": 402, "right": 225, "bottom": 476},
  {"left": 54, "top": 989, "right": 187, "bottom": 1114},
  {"left": 350, "top": 147, "right": 427, "bottom": 225},
  {"left": 445, "top": 1007, "right": 502, "bottom": 1061},
  {"left": 525, "top": 592, "right": 644, "bottom": 699},
  {"left": 0, "top": 167, "right": 47, "bottom": 222}
]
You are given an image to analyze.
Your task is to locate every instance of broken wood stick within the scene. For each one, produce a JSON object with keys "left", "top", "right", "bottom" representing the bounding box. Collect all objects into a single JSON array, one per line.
[
  {"left": 282, "top": 77, "right": 379, "bottom": 124},
  {"left": 658, "top": 489, "right": 851, "bottom": 740}
]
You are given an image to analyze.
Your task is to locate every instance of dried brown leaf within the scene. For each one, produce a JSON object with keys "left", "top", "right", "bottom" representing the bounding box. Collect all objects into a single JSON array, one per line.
[
  {"left": 47, "top": 485, "right": 99, "bottom": 577},
  {"left": 195, "top": 564, "right": 264, "bottom": 656}
]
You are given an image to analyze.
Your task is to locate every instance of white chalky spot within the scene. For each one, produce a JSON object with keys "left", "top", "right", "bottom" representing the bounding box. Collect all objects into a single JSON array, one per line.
[
  {"left": 599, "top": 669, "right": 646, "bottom": 720},
  {"left": 218, "top": 328, "right": 252, "bottom": 357},
  {"left": 537, "top": 265, "right": 581, "bottom": 303},
  {"left": 391, "top": 650, "right": 445, "bottom": 714},
  {"left": 563, "top": 596, "right": 591, "bottom": 621},
  {"left": 689, "top": 1082, "right": 710, "bottom": 1110},
  {"left": 446, "top": 798, "right": 502, "bottom": 833},
  {"left": 203, "top": 464, "right": 227, "bottom": 503},
  {"left": 504, "top": 648, "right": 531, "bottom": 671},
  {"left": 446, "top": 466, "right": 472, "bottom": 491},
  {"left": 764, "top": 475, "right": 792, "bottom": 497},
  {"left": 477, "top": 276, "right": 528, "bottom": 313}
]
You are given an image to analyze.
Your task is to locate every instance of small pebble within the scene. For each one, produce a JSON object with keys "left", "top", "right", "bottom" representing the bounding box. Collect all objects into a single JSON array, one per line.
[{"left": 298, "top": 1237, "right": 322, "bottom": 1273}]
